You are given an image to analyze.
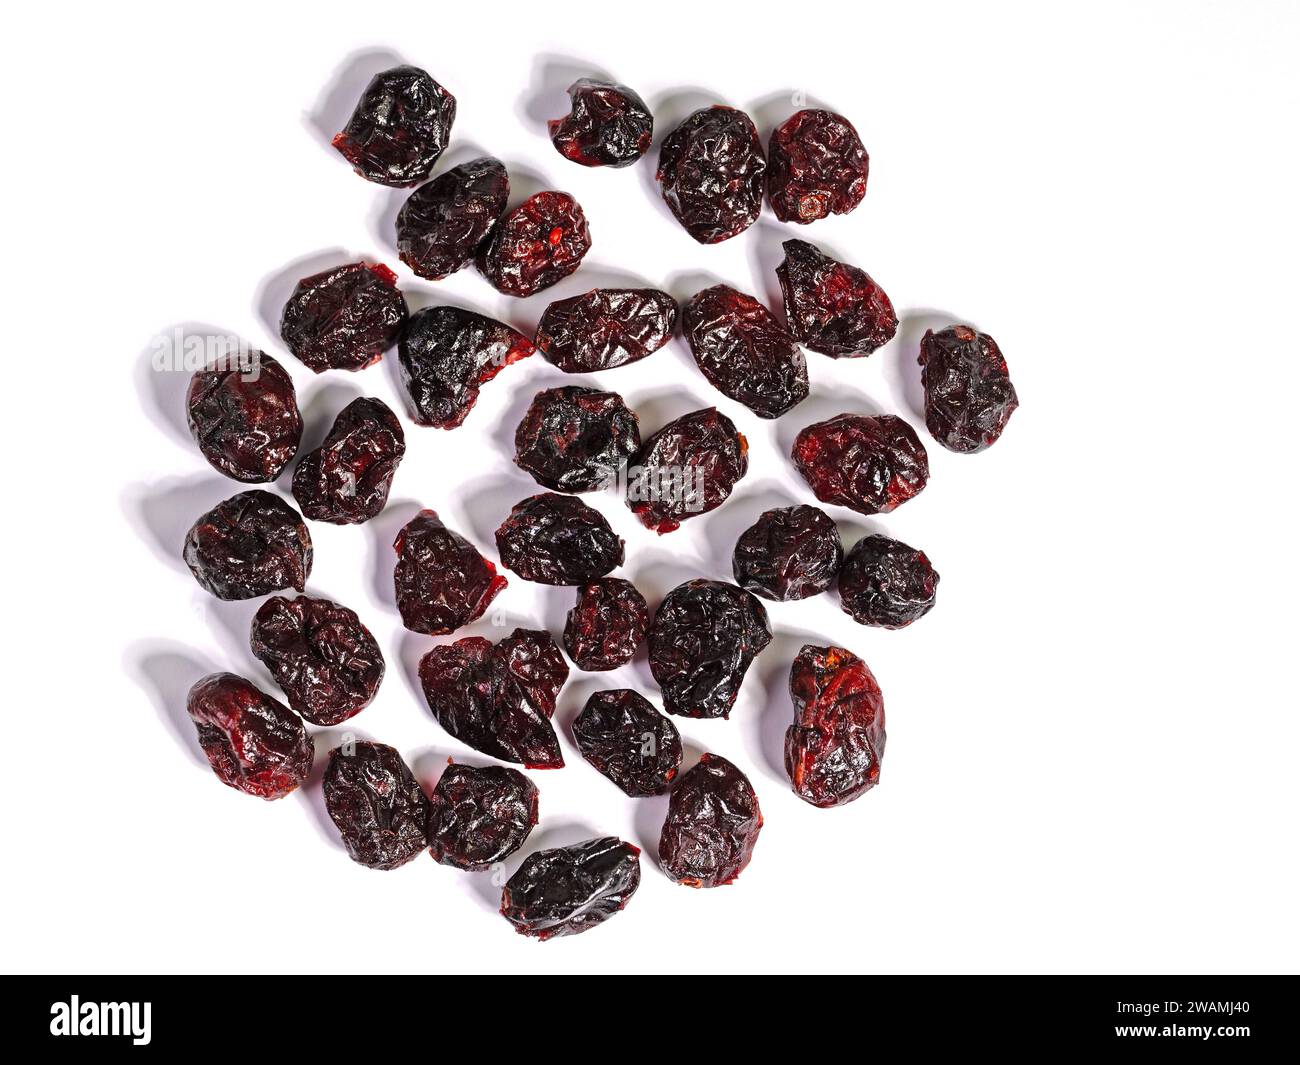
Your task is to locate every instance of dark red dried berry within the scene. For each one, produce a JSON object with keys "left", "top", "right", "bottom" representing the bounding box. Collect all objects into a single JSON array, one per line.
[
  {"left": 732, "top": 505, "right": 843, "bottom": 602},
  {"left": 573, "top": 689, "right": 682, "bottom": 797},
  {"left": 279, "top": 262, "right": 408, "bottom": 373},
  {"left": 418, "top": 628, "right": 568, "bottom": 770},
  {"left": 657, "top": 106, "right": 766, "bottom": 244},
  {"left": 777, "top": 239, "right": 897, "bottom": 357},
  {"left": 683, "top": 284, "right": 809, "bottom": 418},
  {"left": 767, "top": 109, "right": 869, "bottom": 224},
  {"left": 395, "top": 157, "right": 510, "bottom": 280},
  {"left": 514, "top": 385, "right": 640, "bottom": 493},
  {"left": 792, "top": 413, "right": 929, "bottom": 515},
  {"left": 838, "top": 534, "right": 939, "bottom": 629},
  {"left": 186, "top": 352, "right": 302, "bottom": 483},
  {"left": 786, "top": 645, "right": 885, "bottom": 807},
  {"left": 249, "top": 594, "right": 384, "bottom": 725},
  {"left": 563, "top": 578, "right": 649, "bottom": 671},
  {"left": 502, "top": 837, "right": 640, "bottom": 940},
  {"left": 647, "top": 579, "right": 771, "bottom": 719},
  {"left": 332, "top": 65, "right": 456, "bottom": 187},
  {"left": 323, "top": 742, "right": 430, "bottom": 870},
  {"left": 535, "top": 288, "right": 677, "bottom": 373},
  {"left": 495, "top": 493, "right": 624, "bottom": 585},
  {"left": 427, "top": 762, "right": 538, "bottom": 871},
  {"left": 659, "top": 754, "right": 761, "bottom": 887},
  {"left": 919, "top": 325, "right": 1020, "bottom": 453},
  {"left": 548, "top": 78, "right": 653, "bottom": 168},
  {"left": 392, "top": 509, "right": 506, "bottom": 635},
  {"left": 626, "top": 407, "right": 748, "bottom": 534},
  {"left": 476, "top": 191, "right": 592, "bottom": 297},
  {"left": 186, "top": 673, "right": 313, "bottom": 800},
  {"left": 291, "top": 397, "right": 405, "bottom": 524},
  {"left": 183, "top": 490, "right": 312, "bottom": 600}
]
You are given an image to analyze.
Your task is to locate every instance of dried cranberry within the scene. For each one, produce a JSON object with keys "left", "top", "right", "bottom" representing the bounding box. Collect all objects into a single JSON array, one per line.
[
  {"left": 186, "top": 352, "right": 302, "bottom": 483},
  {"left": 398, "top": 305, "right": 535, "bottom": 429},
  {"left": 279, "top": 262, "right": 408, "bottom": 373},
  {"left": 291, "top": 397, "right": 405, "bottom": 525},
  {"left": 792, "top": 413, "right": 929, "bottom": 515},
  {"left": 536, "top": 288, "right": 677, "bottom": 373},
  {"left": 392, "top": 509, "right": 506, "bottom": 635},
  {"left": 418, "top": 629, "right": 568, "bottom": 769},
  {"left": 767, "top": 109, "right": 869, "bottom": 224},
  {"left": 647, "top": 579, "right": 771, "bottom": 719},
  {"left": 427, "top": 762, "right": 539, "bottom": 871},
  {"left": 838, "top": 534, "right": 939, "bottom": 629},
  {"left": 332, "top": 65, "right": 455, "bottom": 187},
  {"left": 186, "top": 673, "right": 313, "bottom": 800},
  {"left": 626, "top": 408, "right": 748, "bottom": 534},
  {"left": 249, "top": 594, "right": 384, "bottom": 725},
  {"left": 732, "top": 505, "right": 843, "bottom": 601},
  {"left": 548, "top": 78, "right": 653, "bottom": 168},
  {"left": 573, "top": 689, "right": 682, "bottom": 796},
  {"left": 786, "top": 645, "right": 885, "bottom": 807},
  {"left": 563, "top": 578, "right": 649, "bottom": 671},
  {"left": 323, "top": 742, "right": 430, "bottom": 870},
  {"left": 476, "top": 191, "right": 592, "bottom": 297},
  {"left": 683, "top": 285, "right": 809, "bottom": 418},
  {"left": 395, "top": 157, "right": 509, "bottom": 280},
  {"left": 777, "top": 239, "right": 897, "bottom": 357},
  {"left": 502, "top": 837, "right": 640, "bottom": 940},
  {"left": 495, "top": 493, "right": 624, "bottom": 586},
  {"left": 183, "top": 490, "right": 312, "bottom": 600},
  {"left": 657, "top": 106, "right": 766, "bottom": 243},
  {"left": 659, "top": 754, "right": 762, "bottom": 887},
  {"left": 513, "top": 386, "right": 640, "bottom": 493},
  {"left": 919, "top": 325, "right": 1020, "bottom": 453}
]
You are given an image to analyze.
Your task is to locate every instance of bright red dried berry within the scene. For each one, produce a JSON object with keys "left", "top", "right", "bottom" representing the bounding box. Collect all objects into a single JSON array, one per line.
[
  {"left": 659, "top": 754, "right": 762, "bottom": 887},
  {"left": 564, "top": 578, "right": 649, "bottom": 671},
  {"left": 332, "top": 65, "right": 456, "bottom": 187},
  {"left": 280, "top": 262, "right": 408, "bottom": 372},
  {"left": 657, "top": 106, "right": 766, "bottom": 243},
  {"left": 919, "top": 325, "right": 1020, "bottom": 453},
  {"left": 573, "top": 689, "right": 682, "bottom": 796},
  {"left": 767, "top": 109, "right": 869, "bottom": 223},
  {"left": 792, "top": 413, "right": 929, "bottom": 515},
  {"left": 502, "top": 837, "right": 641, "bottom": 940},
  {"left": 513, "top": 386, "right": 640, "bottom": 493},
  {"left": 548, "top": 78, "right": 653, "bottom": 168},
  {"left": 291, "top": 397, "right": 405, "bottom": 524},
  {"left": 427, "top": 762, "right": 539, "bottom": 871},
  {"left": 476, "top": 191, "right": 592, "bottom": 297},
  {"left": 324, "top": 742, "right": 430, "bottom": 870},
  {"left": 183, "top": 490, "right": 312, "bottom": 600},
  {"left": 495, "top": 493, "right": 624, "bottom": 585},
  {"left": 777, "top": 239, "right": 897, "bottom": 357},
  {"left": 396, "top": 157, "right": 509, "bottom": 280},
  {"left": 392, "top": 509, "right": 506, "bottom": 635},
  {"left": 187, "top": 352, "right": 302, "bottom": 483},
  {"left": 838, "top": 534, "right": 939, "bottom": 629},
  {"left": 535, "top": 288, "right": 677, "bottom": 373},
  {"left": 732, "top": 504, "right": 843, "bottom": 601},
  {"left": 626, "top": 407, "right": 748, "bottom": 534}
]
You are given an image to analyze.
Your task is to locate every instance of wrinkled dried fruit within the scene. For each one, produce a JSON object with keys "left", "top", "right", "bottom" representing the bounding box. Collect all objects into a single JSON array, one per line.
[
  {"left": 324, "top": 742, "right": 430, "bottom": 870},
  {"left": 418, "top": 628, "right": 568, "bottom": 769},
  {"left": 732, "top": 505, "right": 843, "bottom": 601},
  {"left": 777, "top": 239, "right": 896, "bottom": 357},
  {"left": 427, "top": 762, "right": 538, "bottom": 871},
  {"left": 396, "top": 157, "right": 510, "bottom": 280},
  {"left": 767, "top": 109, "right": 869, "bottom": 224},
  {"left": 657, "top": 106, "right": 766, "bottom": 244},
  {"left": 573, "top": 689, "right": 682, "bottom": 796},
  {"left": 393, "top": 509, "right": 506, "bottom": 635},
  {"left": 626, "top": 408, "right": 748, "bottom": 534},
  {"left": 792, "top": 413, "right": 929, "bottom": 515},
  {"left": 683, "top": 285, "right": 809, "bottom": 418},
  {"left": 563, "top": 578, "right": 649, "bottom": 671},
  {"left": 332, "top": 65, "right": 456, "bottom": 187},
  {"left": 536, "top": 288, "right": 677, "bottom": 373},
  {"left": 659, "top": 754, "right": 762, "bottom": 887},
  {"left": 249, "top": 594, "right": 384, "bottom": 725},
  {"left": 548, "top": 78, "right": 653, "bottom": 168},
  {"left": 279, "top": 262, "right": 408, "bottom": 372},
  {"left": 495, "top": 493, "right": 624, "bottom": 585},
  {"left": 477, "top": 191, "right": 592, "bottom": 297},
  {"left": 786, "top": 645, "right": 885, "bottom": 807},
  {"left": 647, "top": 579, "right": 771, "bottom": 719},
  {"left": 186, "top": 352, "right": 302, "bottom": 483},
  {"left": 838, "top": 534, "right": 939, "bottom": 629},
  {"left": 919, "top": 325, "right": 1020, "bottom": 453},
  {"left": 186, "top": 673, "right": 313, "bottom": 800},
  {"left": 502, "top": 837, "right": 640, "bottom": 940},
  {"left": 514, "top": 385, "right": 640, "bottom": 493},
  {"left": 292, "top": 397, "right": 405, "bottom": 524},
  {"left": 183, "top": 490, "right": 312, "bottom": 600}
]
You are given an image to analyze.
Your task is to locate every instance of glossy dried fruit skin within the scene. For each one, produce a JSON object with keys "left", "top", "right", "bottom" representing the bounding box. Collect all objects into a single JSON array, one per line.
[
  {"left": 249, "top": 595, "right": 384, "bottom": 725},
  {"left": 647, "top": 579, "right": 771, "bottom": 719},
  {"left": 657, "top": 106, "right": 766, "bottom": 244},
  {"left": 324, "top": 742, "right": 430, "bottom": 870},
  {"left": 495, "top": 493, "right": 624, "bottom": 585},
  {"left": 785, "top": 645, "right": 885, "bottom": 807},
  {"left": 186, "top": 352, "right": 302, "bottom": 483},
  {"left": 732, "top": 505, "right": 843, "bottom": 601},
  {"left": 777, "top": 239, "right": 897, "bottom": 357},
  {"left": 564, "top": 578, "right": 649, "bottom": 671},
  {"left": 398, "top": 306, "right": 535, "bottom": 429},
  {"left": 418, "top": 628, "right": 568, "bottom": 769},
  {"left": 393, "top": 509, "right": 506, "bottom": 635},
  {"left": 536, "top": 288, "right": 677, "bottom": 373},
  {"left": 502, "top": 837, "right": 640, "bottom": 940},
  {"left": 476, "top": 191, "right": 592, "bottom": 297},
  {"left": 514, "top": 386, "right": 640, "bottom": 493},
  {"left": 396, "top": 157, "right": 509, "bottom": 280},
  {"left": 332, "top": 65, "right": 456, "bottom": 187},
  {"left": 427, "top": 763, "right": 538, "bottom": 871},
  {"left": 659, "top": 754, "right": 761, "bottom": 887},
  {"left": 792, "top": 413, "right": 929, "bottom": 515},
  {"left": 574, "top": 689, "right": 682, "bottom": 796},
  {"left": 683, "top": 285, "right": 809, "bottom": 419},
  {"left": 767, "top": 109, "right": 869, "bottom": 224},
  {"left": 186, "top": 673, "right": 313, "bottom": 800},
  {"left": 183, "top": 490, "right": 312, "bottom": 600},
  {"left": 919, "top": 325, "right": 1020, "bottom": 453},
  {"left": 626, "top": 407, "right": 748, "bottom": 534},
  {"left": 292, "top": 397, "right": 405, "bottom": 524},
  {"left": 279, "top": 262, "right": 408, "bottom": 372},
  {"left": 838, "top": 534, "right": 939, "bottom": 629},
  {"left": 548, "top": 78, "right": 653, "bottom": 168}
]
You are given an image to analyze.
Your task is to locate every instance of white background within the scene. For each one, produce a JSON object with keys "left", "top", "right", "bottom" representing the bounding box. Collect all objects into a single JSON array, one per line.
[{"left": 2, "top": 1, "right": 1297, "bottom": 975}]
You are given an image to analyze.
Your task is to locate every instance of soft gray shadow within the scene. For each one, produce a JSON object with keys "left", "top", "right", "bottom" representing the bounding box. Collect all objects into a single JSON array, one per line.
[
  {"left": 367, "top": 138, "right": 494, "bottom": 259},
  {"left": 617, "top": 382, "right": 716, "bottom": 434},
  {"left": 747, "top": 219, "right": 791, "bottom": 315},
  {"left": 745, "top": 89, "right": 836, "bottom": 138},
  {"left": 888, "top": 309, "right": 963, "bottom": 421},
  {"left": 639, "top": 87, "right": 724, "bottom": 227},
  {"left": 776, "top": 386, "right": 884, "bottom": 455},
  {"left": 298, "top": 725, "right": 379, "bottom": 850},
  {"left": 124, "top": 642, "right": 216, "bottom": 769},
  {"left": 626, "top": 550, "right": 714, "bottom": 603},
  {"left": 137, "top": 321, "right": 243, "bottom": 450},
  {"left": 303, "top": 48, "right": 408, "bottom": 157},
  {"left": 516, "top": 54, "right": 614, "bottom": 129},
  {"left": 456, "top": 469, "right": 541, "bottom": 547},
  {"left": 706, "top": 479, "right": 805, "bottom": 565},
  {"left": 747, "top": 626, "right": 821, "bottom": 783},
  {"left": 631, "top": 741, "right": 703, "bottom": 860},
  {"left": 122, "top": 471, "right": 241, "bottom": 572},
  {"left": 296, "top": 378, "right": 365, "bottom": 456},
  {"left": 367, "top": 496, "right": 421, "bottom": 611},
  {"left": 836, "top": 516, "right": 890, "bottom": 554},
  {"left": 252, "top": 247, "right": 351, "bottom": 348}
]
